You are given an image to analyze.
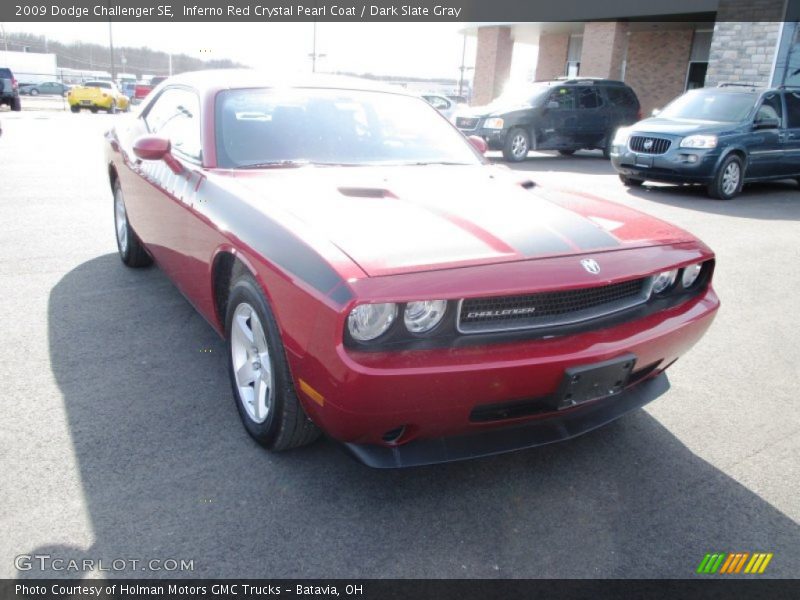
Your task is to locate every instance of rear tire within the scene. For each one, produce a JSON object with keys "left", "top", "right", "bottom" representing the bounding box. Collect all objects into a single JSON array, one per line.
[
  {"left": 70, "top": 105, "right": 79, "bottom": 113},
  {"left": 619, "top": 174, "right": 644, "bottom": 187},
  {"left": 107, "top": 100, "right": 117, "bottom": 114},
  {"left": 90, "top": 107, "right": 98, "bottom": 114},
  {"left": 602, "top": 134, "right": 613, "bottom": 159},
  {"left": 226, "top": 274, "right": 321, "bottom": 451},
  {"left": 30, "top": 89, "right": 39, "bottom": 96},
  {"left": 502, "top": 128, "right": 530, "bottom": 162},
  {"left": 11, "top": 97, "right": 21, "bottom": 112},
  {"left": 558, "top": 149, "right": 576, "bottom": 156},
  {"left": 113, "top": 180, "right": 152, "bottom": 268},
  {"left": 707, "top": 154, "right": 743, "bottom": 200}
]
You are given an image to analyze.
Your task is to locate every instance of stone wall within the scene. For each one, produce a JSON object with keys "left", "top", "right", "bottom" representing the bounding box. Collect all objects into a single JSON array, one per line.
[{"left": 705, "top": 21, "right": 782, "bottom": 86}]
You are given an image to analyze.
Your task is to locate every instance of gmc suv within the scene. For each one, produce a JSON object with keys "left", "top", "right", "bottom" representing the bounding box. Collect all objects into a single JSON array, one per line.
[
  {"left": 455, "top": 78, "right": 641, "bottom": 161},
  {"left": 0, "top": 67, "right": 21, "bottom": 111}
]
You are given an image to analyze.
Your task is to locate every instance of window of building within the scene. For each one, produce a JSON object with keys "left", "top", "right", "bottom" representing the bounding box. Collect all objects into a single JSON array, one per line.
[
  {"left": 566, "top": 34, "right": 582, "bottom": 77},
  {"left": 686, "top": 30, "right": 712, "bottom": 90},
  {"left": 145, "top": 88, "right": 202, "bottom": 161}
]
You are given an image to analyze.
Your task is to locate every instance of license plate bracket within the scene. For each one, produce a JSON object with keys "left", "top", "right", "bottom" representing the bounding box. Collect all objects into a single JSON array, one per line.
[
  {"left": 635, "top": 155, "right": 653, "bottom": 168},
  {"left": 557, "top": 354, "right": 636, "bottom": 410}
]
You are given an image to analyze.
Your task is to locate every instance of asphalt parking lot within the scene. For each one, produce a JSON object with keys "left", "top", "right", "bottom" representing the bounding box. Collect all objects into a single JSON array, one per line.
[{"left": 1, "top": 108, "right": 798, "bottom": 579}]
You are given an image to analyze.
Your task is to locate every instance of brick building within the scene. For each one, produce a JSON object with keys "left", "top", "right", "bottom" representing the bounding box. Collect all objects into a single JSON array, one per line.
[{"left": 469, "top": 0, "right": 800, "bottom": 115}]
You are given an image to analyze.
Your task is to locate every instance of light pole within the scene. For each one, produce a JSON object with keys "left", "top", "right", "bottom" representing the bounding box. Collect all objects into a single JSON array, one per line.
[
  {"left": 108, "top": 20, "right": 116, "bottom": 81},
  {"left": 309, "top": 21, "right": 326, "bottom": 73},
  {"left": 457, "top": 33, "right": 474, "bottom": 99}
]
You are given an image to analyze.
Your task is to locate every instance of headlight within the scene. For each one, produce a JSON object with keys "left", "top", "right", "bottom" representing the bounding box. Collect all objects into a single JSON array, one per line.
[
  {"left": 652, "top": 269, "right": 678, "bottom": 295},
  {"left": 681, "top": 263, "right": 703, "bottom": 288},
  {"left": 404, "top": 300, "right": 447, "bottom": 333},
  {"left": 612, "top": 127, "right": 631, "bottom": 146},
  {"left": 483, "top": 117, "right": 504, "bottom": 129},
  {"left": 679, "top": 135, "right": 718, "bottom": 149},
  {"left": 347, "top": 303, "right": 397, "bottom": 341}
]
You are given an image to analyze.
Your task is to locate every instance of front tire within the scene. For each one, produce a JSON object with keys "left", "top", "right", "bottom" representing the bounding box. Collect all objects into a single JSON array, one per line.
[
  {"left": 708, "top": 154, "right": 743, "bottom": 200},
  {"left": 226, "top": 275, "right": 321, "bottom": 451},
  {"left": 70, "top": 105, "right": 79, "bottom": 113},
  {"left": 107, "top": 100, "right": 117, "bottom": 114},
  {"left": 502, "top": 128, "right": 530, "bottom": 162},
  {"left": 619, "top": 174, "right": 644, "bottom": 187},
  {"left": 113, "top": 180, "right": 152, "bottom": 267}
]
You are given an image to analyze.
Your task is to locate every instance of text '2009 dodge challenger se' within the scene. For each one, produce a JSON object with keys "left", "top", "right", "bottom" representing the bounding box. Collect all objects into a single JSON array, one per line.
[{"left": 105, "top": 70, "right": 719, "bottom": 468}]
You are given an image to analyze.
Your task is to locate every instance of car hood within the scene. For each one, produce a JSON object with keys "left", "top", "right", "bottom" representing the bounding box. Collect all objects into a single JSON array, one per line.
[
  {"left": 224, "top": 165, "right": 696, "bottom": 277},
  {"left": 629, "top": 117, "right": 737, "bottom": 136}
]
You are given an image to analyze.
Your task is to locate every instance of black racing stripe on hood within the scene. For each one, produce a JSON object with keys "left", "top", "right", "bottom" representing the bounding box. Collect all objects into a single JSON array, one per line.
[
  {"left": 203, "top": 187, "right": 346, "bottom": 300},
  {"left": 502, "top": 226, "right": 574, "bottom": 257}
]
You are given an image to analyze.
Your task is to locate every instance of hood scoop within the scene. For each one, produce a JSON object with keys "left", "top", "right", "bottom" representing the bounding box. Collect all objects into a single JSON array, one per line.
[{"left": 337, "top": 187, "right": 395, "bottom": 199}]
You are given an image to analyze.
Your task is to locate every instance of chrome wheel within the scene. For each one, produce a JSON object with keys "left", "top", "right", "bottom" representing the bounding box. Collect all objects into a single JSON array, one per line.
[
  {"left": 721, "top": 161, "right": 740, "bottom": 196},
  {"left": 114, "top": 189, "right": 128, "bottom": 253},
  {"left": 510, "top": 132, "right": 529, "bottom": 159},
  {"left": 230, "top": 302, "right": 274, "bottom": 424}
]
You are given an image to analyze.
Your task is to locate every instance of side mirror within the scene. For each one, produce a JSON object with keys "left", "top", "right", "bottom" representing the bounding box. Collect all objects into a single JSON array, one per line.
[
  {"left": 133, "top": 135, "right": 171, "bottom": 160},
  {"left": 754, "top": 116, "right": 780, "bottom": 130},
  {"left": 133, "top": 135, "right": 183, "bottom": 174},
  {"left": 467, "top": 135, "right": 488, "bottom": 154},
  {"left": 651, "top": 108, "right": 661, "bottom": 117}
]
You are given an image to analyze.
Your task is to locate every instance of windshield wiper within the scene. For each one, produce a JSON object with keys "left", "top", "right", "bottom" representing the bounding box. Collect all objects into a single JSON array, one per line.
[{"left": 237, "top": 160, "right": 310, "bottom": 169}]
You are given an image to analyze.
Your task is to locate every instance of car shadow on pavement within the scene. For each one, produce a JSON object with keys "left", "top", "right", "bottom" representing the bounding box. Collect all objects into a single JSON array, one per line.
[
  {"left": 623, "top": 181, "right": 800, "bottom": 221},
  {"left": 490, "top": 151, "right": 615, "bottom": 176},
  {"left": 29, "top": 253, "right": 800, "bottom": 578}
]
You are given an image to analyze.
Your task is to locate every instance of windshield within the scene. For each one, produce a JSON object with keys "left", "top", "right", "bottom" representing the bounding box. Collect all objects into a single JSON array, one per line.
[
  {"left": 659, "top": 90, "right": 757, "bottom": 122},
  {"left": 85, "top": 81, "right": 112, "bottom": 89},
  {"left": 215, "top": 88, "right": 481, "bottom": 168},
  {"left": 492, "top": 84, "right": 550, "bottom": 107}
]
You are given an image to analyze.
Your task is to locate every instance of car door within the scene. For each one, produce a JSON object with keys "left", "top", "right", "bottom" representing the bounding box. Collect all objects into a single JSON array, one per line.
[
  {"left": 120, "top": 87, "right": 205, "bottom": 291},
  {"left": 746, "top": 92, "right": 786, "bottom": 178},
  {"left": 538, "top": 87, "right": 577, "bottom": 149},
  {"left": 575, "top": 85, "right": 608, "bottom": 146},
  {"left": 781, "top": 90, "right": 800, "bottom": 176}
]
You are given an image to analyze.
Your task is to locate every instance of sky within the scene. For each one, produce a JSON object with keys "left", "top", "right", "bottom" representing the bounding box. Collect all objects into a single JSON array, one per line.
[{"left": 4, "top": 21, "right": 538, "bottom": 82}]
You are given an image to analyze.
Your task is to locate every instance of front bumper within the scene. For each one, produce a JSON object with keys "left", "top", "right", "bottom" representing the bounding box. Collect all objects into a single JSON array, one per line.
[
  {"left": 345, "top": 372, "right": 669, "bottom": 468},
  {"left": 457, "top": 126, "right": 507, "bottom": 150},
  {"left": 296, "top": 283, "right": 719, "bottom": 465},
  {"left": 611, "top": 144, "right": 721, "bottom": 184}
]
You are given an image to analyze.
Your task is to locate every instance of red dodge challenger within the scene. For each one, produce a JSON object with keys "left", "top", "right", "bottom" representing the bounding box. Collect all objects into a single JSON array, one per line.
[{"left": 105, "top": 70, "right": 719, "bottom": 468}]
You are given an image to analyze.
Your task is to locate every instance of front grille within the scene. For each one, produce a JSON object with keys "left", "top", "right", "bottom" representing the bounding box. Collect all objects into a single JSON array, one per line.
[
  {"left": 456, "top": 116, "right": 480, "bottom": 130},
  {"left": 629, "top": 135, "right": 671, "bottom": 155},
  {"left": 457, "top": 278, "right": 650, "bottom": 334}
]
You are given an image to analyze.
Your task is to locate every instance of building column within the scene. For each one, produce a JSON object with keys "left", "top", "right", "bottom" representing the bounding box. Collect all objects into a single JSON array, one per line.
[
  {"left": 472, "top": 26, "right": 513, "bottom": 105},
  {"left": 580, "top": 22, "right": 628, "bottom": 79},
  {"left": 535, "top": 33, "right": 570, "bottom": 81}
]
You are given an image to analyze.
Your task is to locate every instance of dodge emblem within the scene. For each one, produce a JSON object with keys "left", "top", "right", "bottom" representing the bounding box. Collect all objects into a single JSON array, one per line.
[
  {"left": 643, "top": 139, "right": 653, "bottom": 150},
  {"left": 581, "top": 258, "right": 600, "bottom": 274}
]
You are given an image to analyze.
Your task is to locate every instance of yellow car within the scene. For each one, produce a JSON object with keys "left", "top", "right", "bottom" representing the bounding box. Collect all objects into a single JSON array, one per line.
[{"left": 68, "top": 80, "right": 130, "bottom": 113}]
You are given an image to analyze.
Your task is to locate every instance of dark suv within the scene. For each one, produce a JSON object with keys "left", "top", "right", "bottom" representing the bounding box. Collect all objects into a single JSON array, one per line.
[
  {"left": 455, "top": 78, "right": 641, "bottom": 161},
  {"left": 611, "top": 84, "right": 800, "bottom": 200},
  {"left": 0, "top": 67, "right": 21, "bottom": 111}
]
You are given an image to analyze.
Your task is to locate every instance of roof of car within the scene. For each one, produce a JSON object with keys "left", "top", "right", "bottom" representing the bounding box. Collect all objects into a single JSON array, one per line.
[{"left": 164, "top": 69, "right": 411, "bottom": 96}]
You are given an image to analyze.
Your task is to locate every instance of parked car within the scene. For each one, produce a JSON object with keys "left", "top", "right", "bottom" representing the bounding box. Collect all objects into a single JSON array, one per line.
[
  {"left": 0, "top": 67, "right": 21, "bottom": 111},
  {"left": 67, "top": 80, "right": 130, "bottom": 113},
  {"left": 456, "top": 78, "right": 641, "bottom": 161},
  {"left": 19, "top": 81, "right": 71, "bottom": 96},
  {"left": 133, "top": 75, "right": 167, "bottom": 103},
  {"left": 610, "top": 84, "right": 800, "bottom": 199},
  {"left": 421, "top": 93, "right": 459, "bottom": 121},
  {"left": 105, "top": 70, "right": 719, "bottom": 468}
]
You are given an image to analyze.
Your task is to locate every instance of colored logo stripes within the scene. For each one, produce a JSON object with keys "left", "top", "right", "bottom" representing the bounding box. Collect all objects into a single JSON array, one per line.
[{"left": 697, "top": 552, "right": 773, "bottom": 574}]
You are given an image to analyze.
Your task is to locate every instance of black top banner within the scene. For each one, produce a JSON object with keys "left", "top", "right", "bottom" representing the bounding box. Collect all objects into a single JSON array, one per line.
[{"left": 3, "top": 0, "right": 753, "bottom": 22}]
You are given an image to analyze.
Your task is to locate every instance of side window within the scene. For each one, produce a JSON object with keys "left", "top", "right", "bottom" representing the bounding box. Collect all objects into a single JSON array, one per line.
[
  {"left": 606, "top": 86, "right": 637, "bottom": 109},
  {"left": 782, "top": 92, "right": 800, "bottom": 129},
  {"left": 756, "top": 93, "right": 782, "bottom": 125},
  {"left": 577, "top": 86, "right": 602, "bottom": 109},
  {"left": 145, "top": 88, "right": 202, "bottom": 160},
  {"left": 548, "top": 87, "right": 574, "bottom": 109}
]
